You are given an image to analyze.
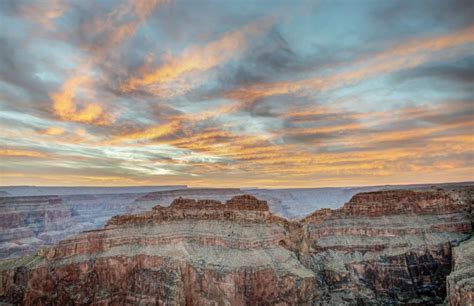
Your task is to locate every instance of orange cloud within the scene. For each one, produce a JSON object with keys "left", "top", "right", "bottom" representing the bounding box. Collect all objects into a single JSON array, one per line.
[
  {"left": 18, "top": 0, "right": 67, "bottom": 29},
  {"left": 47, "top": 0, "right": 167, "bottom": 126},
  {"left": 220, "top": 25, "right": 474, "bottom": 104},
  {"left": 38, "top": 127, "right": 66, "bottom": 136},
  {"left": 50, "top": 75, "right": 112, "bottom": 125},
  {"left": 81, "top": 0, "right": 166, "bottom": 56},
  {"left": 0, "top": 149, "right": 48, "bottom": 158},
  {"left": 109, "top": 120, "right": 182, "bottom": 143},
  {"left": 122, "top": 17, "right": 274, "bottom": 92}
]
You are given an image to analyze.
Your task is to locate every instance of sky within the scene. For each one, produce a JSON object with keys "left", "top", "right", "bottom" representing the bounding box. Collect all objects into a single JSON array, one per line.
[{"left": 0, "top": 0, "right": 473, "bottom": 188}]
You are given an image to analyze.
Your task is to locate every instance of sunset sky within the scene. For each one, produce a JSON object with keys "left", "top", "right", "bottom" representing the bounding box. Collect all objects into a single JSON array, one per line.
[{"left": 0, "top": 0, "right": 473, "bottom": 187}]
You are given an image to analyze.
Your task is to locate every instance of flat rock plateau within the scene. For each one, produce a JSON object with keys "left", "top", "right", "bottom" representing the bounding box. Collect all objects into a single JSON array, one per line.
[{"left": 0, "top": 184, "right": 472, "bottom": 305}]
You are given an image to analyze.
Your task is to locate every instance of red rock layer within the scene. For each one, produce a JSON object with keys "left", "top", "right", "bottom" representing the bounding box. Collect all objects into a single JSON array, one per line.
[
  {"left": 303, "top": 189, "right": 470, "bottom": 222},
  {"left": 0, "top": 188, "right": 472, "bottom": 305},
  {"left": 0, "top": 194, "right": 317, "bottom": 305},
  {"left": 128, "top": 188, "right": 245, "bottom": 214},
  {"left": 301, "top": 188, "right": 472, "bottom": 304}
]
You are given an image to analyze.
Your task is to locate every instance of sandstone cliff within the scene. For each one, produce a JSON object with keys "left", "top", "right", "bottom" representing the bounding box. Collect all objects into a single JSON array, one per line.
[{"left": 0, "top": 189, "right": 472, "bottom": 305}]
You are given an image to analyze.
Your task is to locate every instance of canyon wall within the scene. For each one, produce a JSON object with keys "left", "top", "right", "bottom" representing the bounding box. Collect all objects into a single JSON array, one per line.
[
  {"left": 0, "top": 193, "right": 148, "bottom": 259},
  {"left": 0, "top": 196, "right": 80, "bottom": 259},
  {"left": 0, "top": 187, "right": 472, "bottom": 305},
  {"left": 2, "top": 184, "right": 460, "bottom": 260}
]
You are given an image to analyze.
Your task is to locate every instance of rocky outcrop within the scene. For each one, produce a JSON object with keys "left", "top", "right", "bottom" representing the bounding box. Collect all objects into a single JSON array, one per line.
[
  {"left": 446, "top": 184, "right": 474, "bottom": 306},
  {"left": 447, "top": 237, "right": 474, "bottom": 305},
  {"left": 129, "top": 188, "right": 245, "bottom": 214},
  {"left": 300, "top": 189, "right": 472, "bottom": 304},
  {"left": 0, "top": 195, "right": 317, "bottom": 305},
  {"left": 0, "top": 188, "right": 472, "bottom": 305}
]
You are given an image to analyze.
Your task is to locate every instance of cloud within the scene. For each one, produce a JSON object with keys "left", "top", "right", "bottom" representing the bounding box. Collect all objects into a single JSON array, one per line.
[
  {"left": 1, "top": 0, "right": 473, "bottom": 187},
  {"left": 212, "top": 25, "right": 474, "bottom": 109},
  {"left": 50, "top": 75, "right": 113, "bottom": 125},
  {"left": 38, "top": 127, "right": 66, "bottom": 136},
  {"left": 0, "top": 148, "right": 49, "bottom": 158},
  {"left": 392, "top": 55, "right": 474, "bottom": 85},
  {"left": 78, "top": 0, "right": 166, "bottom": 58},
  {"left": 14, "top": 0, "right": 67, "bottom": 30},
  {"left": 121, "top": 16, "right": 275, "bottom": 93},
  {"left": 40, "top": 0, "right": 168, "bottom": 127}
]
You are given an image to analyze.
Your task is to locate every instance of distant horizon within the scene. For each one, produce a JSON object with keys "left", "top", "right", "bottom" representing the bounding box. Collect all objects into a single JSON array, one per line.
[{"left": 1, "top": 180, "right": 472, "bottom": 190}]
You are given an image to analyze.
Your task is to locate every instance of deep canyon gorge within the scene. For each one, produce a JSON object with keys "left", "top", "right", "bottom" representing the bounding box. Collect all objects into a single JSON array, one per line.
[{"left": 0, "top": 184, "right": 472, "bottom": 305}]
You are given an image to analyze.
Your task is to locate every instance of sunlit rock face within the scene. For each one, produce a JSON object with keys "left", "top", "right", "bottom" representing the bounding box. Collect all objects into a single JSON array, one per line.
[
  {"left": 1, "top": 185, "right": 460, "bottom": 260},
  {"left": 128, "top": 188, "right": 246, "bottom": 214},
  {"left": 301, "top": 189, "right": 472, "bottom": 304},
  {"left": 0, "top": 188, "right": 472, "bottom": 305},
  {"left": 0, "top": 195, "right": 318, "bottom": 305}
]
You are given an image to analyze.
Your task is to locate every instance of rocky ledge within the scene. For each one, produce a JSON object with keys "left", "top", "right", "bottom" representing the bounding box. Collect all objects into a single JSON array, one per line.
[{"left": 0, "top": 188, "right": 472, "bottom": 305}]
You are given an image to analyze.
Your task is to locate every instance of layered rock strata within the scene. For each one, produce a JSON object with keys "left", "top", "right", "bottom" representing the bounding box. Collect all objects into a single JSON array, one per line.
[
  {"left": 0, "top": 189, "right": 472, "bottom": 305},
  {"left": 0, "top": 195, "right": 316, "bottom": 305},
  {"left": 447, "top": 237, "right": 474, "bottom": 305},
  {"left": 0, "top": 191, "right": 177, "bottom": 259},
  {"left": 446, "top": 185, "right": 473, "bottom": 306},
  {"left": 0, "top": 196, "right": 79, "bottom": 259},
  {"left": 129, "top": 188, "right": 245, "bottom": 214},
  {"left": 302, "top": 189, "right": 471, "bottom": 304}
]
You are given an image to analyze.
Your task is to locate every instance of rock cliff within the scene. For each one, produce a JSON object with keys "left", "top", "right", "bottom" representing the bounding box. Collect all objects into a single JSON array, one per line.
[
  {"left": 0, "top": 189, "right": 472, "bottom": 305},
  {"left": 448, "top": 237, "right": 474, "bottom": 305},
  {"left": 0, "top": 196, "right": 80, "bottom": 259},
  {"left": 0, "top": 191, "right": 176, "bottom": 259},
  {"left": 446, "top": 185, "right": 473, "bottom": 306}
]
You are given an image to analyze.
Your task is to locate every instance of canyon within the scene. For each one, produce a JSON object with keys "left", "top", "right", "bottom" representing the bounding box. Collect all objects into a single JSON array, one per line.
[
  {"left": 0, "top": 184, "right": 472, "bottom": 305},
  {"left": 0, "top": 185, "right": 389, "bottom": 260}
]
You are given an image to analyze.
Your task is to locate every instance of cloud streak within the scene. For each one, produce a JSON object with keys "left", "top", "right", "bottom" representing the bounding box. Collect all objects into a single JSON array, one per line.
[
  {"left": 121, "top": 16, "right": 275, "bottom": 94},
  {"left": 217, "top": 25, "right": 474, "bottom": 106}
]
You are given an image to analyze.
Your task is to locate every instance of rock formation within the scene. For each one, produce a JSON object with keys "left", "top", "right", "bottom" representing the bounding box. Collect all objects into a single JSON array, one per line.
[
  {"left": 2, "top": 184, "right": 463, "bottom": 260},
  {"left": 448, "top": 237, "right": 474, "bottom": 305},
  {"left": 129, "top": 188, "right": 245, "bottom": 214},
  {"left": 0, "top": 193, "right": 148, "bottom": 259},
  {"left": 0, "top": 188, "right": 472, "bottom": 305},
  {"left": 0, "top": 196, "right": 80, "bottom": 259},
  {"left": 446, "top": 185, "right": 474, "bottom": 306},
  {"left": 302, "top": 189, "right": 472, "bottom": 304}
]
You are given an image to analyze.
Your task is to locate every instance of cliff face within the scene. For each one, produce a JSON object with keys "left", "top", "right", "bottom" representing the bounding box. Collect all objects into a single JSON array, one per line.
[
  {"left": 0, "top": 192, "right": 165, "bottom": 259},
  {"left": 448, "top": 237, "right": 474, "bottom": 305},
  {"left": 447, "top": 186, "right": 474, "bottom": 306},
  {"left": 128, "top": 188, "right": 245, "bottom": 214},
  {"left": 0, "top": 190, "right": 472, "bottom": 305},
  {"left": 301, "top": 189, "right": 471, "bottom": 304},
  {"left": 0, "top": 196, "right": 79, "bottom": 259},
  {"left": 0, "top": 195, "right": 317, "bottom": 305}
]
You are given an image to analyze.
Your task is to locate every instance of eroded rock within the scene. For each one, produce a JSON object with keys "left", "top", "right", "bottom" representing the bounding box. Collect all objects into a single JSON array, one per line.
[{"left": 0, "top": 188, "right": 472, "bottom": 305}]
